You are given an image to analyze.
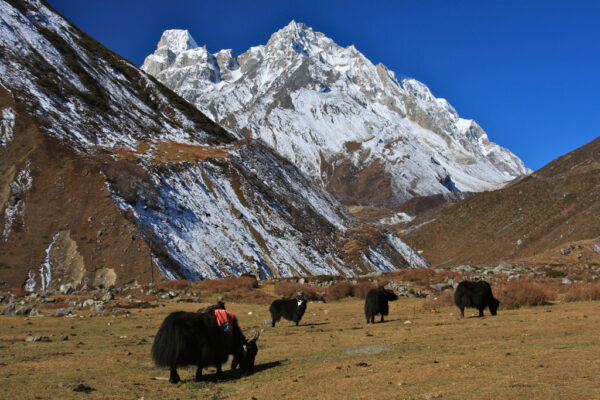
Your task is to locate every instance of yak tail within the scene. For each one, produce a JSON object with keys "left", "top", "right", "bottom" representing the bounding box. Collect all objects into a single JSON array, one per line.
[{"left": 151, "top": 312, "right": 187, "bottom": 368}]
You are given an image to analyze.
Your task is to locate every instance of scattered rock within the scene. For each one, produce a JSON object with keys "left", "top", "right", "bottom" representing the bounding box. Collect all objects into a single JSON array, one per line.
[
  {"left": 1, "top": 303, "right": 16, "bottom": 315},
  {"left": 61, "top": 335, "right": 69, "bottom": 341},
  {"left": 102, "top": 291, "right": 114, "bottom": 302},
  {"left": 562, "top": 278, "right": 573, "bottom": 284},
  {"left": 429, "top": 283, "right": 452, "bottom": 292},
  {"left": 494, "top": 263, "right": 513, "bottom": 272},
  {"left": 455, "top": 265, "right": 476, "bottom": 273},
  {"left": 15, "top": 306, "right": 32, "bottom": 316},
  {"left": 43, "top": 297, "right": 56, "bottom": 303},
  {"left": 83, "top": 299, "right": 95, "bottom": 307},
  {"left": 55, "top": 308, "right": 71, "bottom": 317},
  {"left": 59, "top": 284, "right": 75, "bottom": 295},
  {"left": 25, "top": 335, "right": 41, "bottom": 342}
]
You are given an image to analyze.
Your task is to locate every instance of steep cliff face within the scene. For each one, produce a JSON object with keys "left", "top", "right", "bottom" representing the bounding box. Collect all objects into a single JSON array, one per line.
[
  {"left": 0, "top": 1, "right": 427, "bottom": 289},
  {"left": 142, "top": 22, "right": 531, "bottom": 208}
]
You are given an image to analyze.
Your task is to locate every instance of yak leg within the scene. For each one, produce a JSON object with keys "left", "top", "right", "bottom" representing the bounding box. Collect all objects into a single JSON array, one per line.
[
  {"left": 380, "top": 314, "right": 385, "bottom": 323},
  {"left": 216, "top": 364, "right": 223, "bottom": 380},
  {"left": 194, "top": 365, "right": 203, "bottom": 382},
  {"left": 231, "top": 356, "right": 239, "bottom": 370},
  {"left": 478, "top": 308, "right": 484, "bottom": 317},
  {"left": 459, "top": 306, "right": 465, "bottom": 318},
  {"left": 169, "top": 367, "right": 181, "bottom": 384}
]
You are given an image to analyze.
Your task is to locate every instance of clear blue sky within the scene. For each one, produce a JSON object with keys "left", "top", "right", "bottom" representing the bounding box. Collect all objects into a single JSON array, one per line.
[{"left": 47, "top": 0, "right": 599, "bottom": 171}]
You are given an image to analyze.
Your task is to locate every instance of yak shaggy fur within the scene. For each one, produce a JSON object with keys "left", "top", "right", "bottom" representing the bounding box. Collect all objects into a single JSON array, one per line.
[
  {"left": 151, "top": 311, "right": 258, "bottom": 383},
  {"left": 269, "top": 298, "right": 307, "bottom": 327},
  {"left": 364, "top": 287, "right": 399, "bottom": 323},
  {"left": 454, "top": 280, "right": 500, "bottom": 318}
]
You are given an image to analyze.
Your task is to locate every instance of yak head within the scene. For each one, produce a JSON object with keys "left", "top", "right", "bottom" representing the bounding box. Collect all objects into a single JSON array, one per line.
[
  {"left": 297, "top": 298, "right": 307, "bottom": 311},
  {"left": 242, "top": 330, "right": 260, "bottom": 374},
  {"left": 382, "top": 288, "right": 399, "bottom": 301},
  {"left": 489, "top": 298, "right": 500, "bottom": 316}
]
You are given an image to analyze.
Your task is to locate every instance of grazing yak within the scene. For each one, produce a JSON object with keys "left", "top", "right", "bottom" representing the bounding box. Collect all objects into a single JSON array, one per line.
[
  {"left": 364, "top": 287, "right": 399, "bottom": 323},
  {"left": 269, "top": 298, "right": 307, "bottom": 327},
  {"left": 454, "top": 280, "right": 500, "bottom": 318},
  {"left": 151, "top": 310, "right": 259, "bottom": 383}
]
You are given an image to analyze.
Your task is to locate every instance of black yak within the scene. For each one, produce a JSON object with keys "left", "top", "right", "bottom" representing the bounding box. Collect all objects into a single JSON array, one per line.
[
  {"left": 269, "top": 298, "right": 307, "bottom": 327},
  {"left": 364, "top": 287, "right": 399, "bottom": 323},
  {"left": 454, "top": 280, "right": 500, "bottom": 318},
  {"left": 151, "top": 310, "right": 259, "bottom": 383}
]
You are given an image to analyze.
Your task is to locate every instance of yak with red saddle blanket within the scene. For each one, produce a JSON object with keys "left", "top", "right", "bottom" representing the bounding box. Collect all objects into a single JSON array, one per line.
[{"left": 151, "top": 310, "right": 259, "bottom": 383}]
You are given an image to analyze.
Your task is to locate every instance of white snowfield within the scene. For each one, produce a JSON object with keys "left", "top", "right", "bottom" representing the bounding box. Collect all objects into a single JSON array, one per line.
[
  {"left": 143, "top": 21, "right": 531, "bottom": 205},
  {"left": 0, "top": 1, "right": 430, "bottom": 280}
]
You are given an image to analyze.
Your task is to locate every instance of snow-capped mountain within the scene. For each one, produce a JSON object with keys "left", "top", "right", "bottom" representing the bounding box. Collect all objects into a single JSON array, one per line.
[
  {"left": 0, "top": 1, "right": 427, "bottom": 288},
  {"left": 142, "top": 22, "right": 531, "bottom": 207}
]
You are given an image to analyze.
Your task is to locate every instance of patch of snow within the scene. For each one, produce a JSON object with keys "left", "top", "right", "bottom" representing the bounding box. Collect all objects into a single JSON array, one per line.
[
  {"left": 2, "top": 162, "right": 33, "bottom": 240},
  {"left": 1, "top": 107, "right": 16, "bottom": 146},
  {"left": 38, "top": 232, "right": 59, "bottom": 291},
  {"left": 378, "top": 212, "right": 414, "bottom": 225}
]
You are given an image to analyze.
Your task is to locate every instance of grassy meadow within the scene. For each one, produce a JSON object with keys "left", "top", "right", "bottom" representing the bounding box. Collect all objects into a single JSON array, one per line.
[{"left": 1, "top": 280, "right": 600, "bottom": 400}]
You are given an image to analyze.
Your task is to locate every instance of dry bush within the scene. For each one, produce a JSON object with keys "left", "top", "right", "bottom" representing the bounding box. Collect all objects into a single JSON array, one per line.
[
  {"left": 274, "top": 282, "right": 322, "bottom": 301},
  {"left": 195, "top": 276, "right": 259, "bottom": 293},
  {"left": 435, "top": 270, "right": 462, "bottom": 281},
  {"left": 155, "top": 280, "right": 193, "bottom": 292},
  {"left": 325, "top": 281, "right": 377, "bottom": 301},
  {"left": 563, "top": 282, "right": 600, "bottom": 302},
  {"left": 326, "top": 282, "right": 354, "bottom": 301},
  {"left": 496, "top": 279, "right": 555, "bottom": 309},
  {"left": 353, "top": 281, "right": 378, "bottom": 299},
  {"left": 422, "top": 289, "right": 456, "bottom": 311},
  {"left": 390, "top": 268, "right": 436, "bottom": 285},
  {"left": 221, "top": 288, "right": 273, "bottom": 304}
]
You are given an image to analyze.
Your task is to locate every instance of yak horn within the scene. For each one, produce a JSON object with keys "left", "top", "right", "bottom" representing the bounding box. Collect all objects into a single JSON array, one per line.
[{"left": 249, "top": 330, "right": 260, "bottom": 342}]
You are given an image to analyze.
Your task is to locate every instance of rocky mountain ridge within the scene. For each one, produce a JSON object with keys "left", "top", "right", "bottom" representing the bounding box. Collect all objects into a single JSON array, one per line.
[{"left": 142, "top": 22, "right": 531, "bottom": 207}]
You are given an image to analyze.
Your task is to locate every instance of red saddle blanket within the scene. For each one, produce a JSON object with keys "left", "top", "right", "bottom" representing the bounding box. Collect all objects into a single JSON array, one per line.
[{"left": 214, "top": 309, "right": 235, "bottom": 336}]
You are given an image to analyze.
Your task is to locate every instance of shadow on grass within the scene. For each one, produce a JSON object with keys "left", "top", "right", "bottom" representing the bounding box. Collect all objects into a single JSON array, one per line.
[
  {"left": 300, "top": 322, "right": 330, "bottom": 327},
  {"left": 185, "top": 360, "right": 285, "bottom": 383}
]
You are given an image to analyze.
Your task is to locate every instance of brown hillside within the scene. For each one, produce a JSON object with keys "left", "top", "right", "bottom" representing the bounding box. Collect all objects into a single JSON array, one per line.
[
  {"left": 0, "top": 90, "right": 156, "bottom": 290},
  {"left": 400, "top": 137, "right": 600, "bottom": 267}
]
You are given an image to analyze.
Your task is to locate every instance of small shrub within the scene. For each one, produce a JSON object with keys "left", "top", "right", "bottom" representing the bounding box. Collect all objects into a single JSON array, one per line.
[
  {"left": 313, "top": 275, "right": 336, "bottom": 283},
  {"left": 496, "top": 279, "right": 555, "bottom": 308},
  {"left": 196, "top": 276, "right": 259, "bottom": 293},
  {"left": 325, "top": 281, "right": 377, "bottom": 301},
  {"left": 274, "top": 282, "right": 321, "bottom": 301},
  {"left": 220, "top": 288, "right": 273, "bottom": 304},
  {"left": 391, "top": 268, "right": 436, "bottom": 285},
  {"left": 326, "top": 282, "right": 354, "bottom": 301},
  {"left": 563, "top": 282, "right": 600, "bottom": 302},
  {"left": 544, "top": 267, "right": 566, "bottom": 278},
  {"left": 155, "top": 280, "right": 191, "bottom": 292},
  {"left": 353, "top": 281, "right": 377, "bottom": 299}
]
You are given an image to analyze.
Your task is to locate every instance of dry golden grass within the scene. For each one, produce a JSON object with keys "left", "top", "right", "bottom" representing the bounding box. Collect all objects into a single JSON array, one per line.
[
  {"left": 113, "top": 141, "right": 228, "bottom": 163},
  {"left": 2, "top": 289, "right": 600, "bottom": 399}
]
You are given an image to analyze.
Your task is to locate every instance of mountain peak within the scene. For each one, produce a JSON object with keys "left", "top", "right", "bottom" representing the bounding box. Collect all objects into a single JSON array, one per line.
[
  {"left": 266, "top": 20, "right": 329, "bottom": 57},
  {"left": 157, "top": 29, "right": 198, "bottom": 53}
]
